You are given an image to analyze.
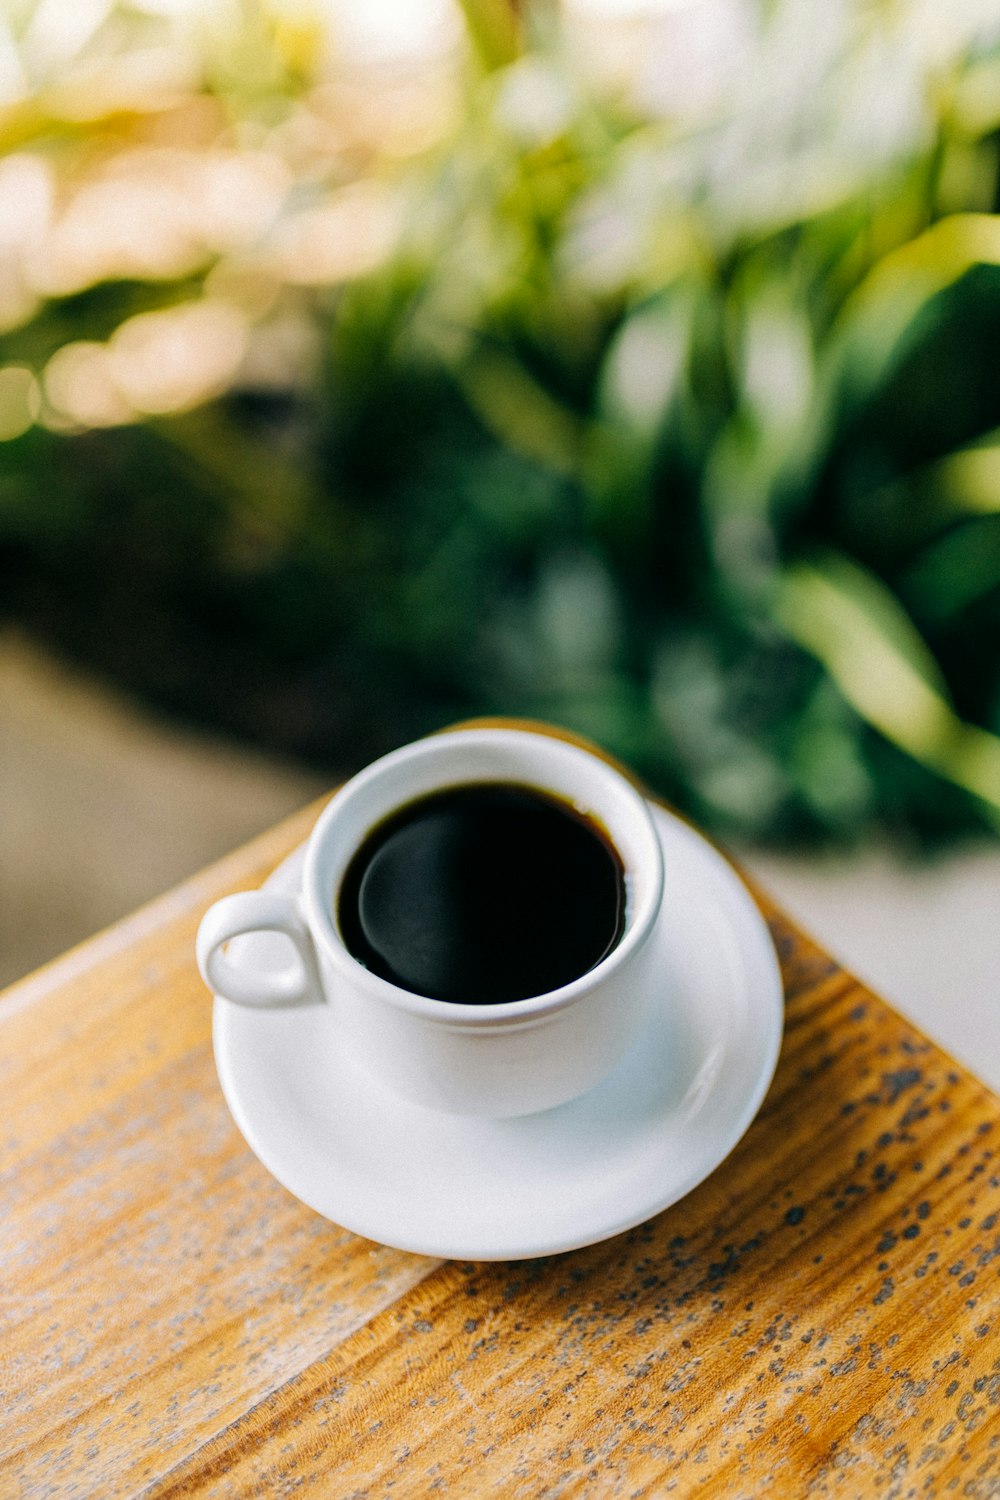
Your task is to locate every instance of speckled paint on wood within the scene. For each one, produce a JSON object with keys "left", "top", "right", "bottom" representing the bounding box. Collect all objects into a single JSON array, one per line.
[{"left": 2, "top": 763, "right": 999, "bottom": 1498}]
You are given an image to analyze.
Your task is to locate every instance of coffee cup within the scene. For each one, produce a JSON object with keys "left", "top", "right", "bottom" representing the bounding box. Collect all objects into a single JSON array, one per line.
[{"left": 196, "top": 727, "right": 664, "bottom": 1116}]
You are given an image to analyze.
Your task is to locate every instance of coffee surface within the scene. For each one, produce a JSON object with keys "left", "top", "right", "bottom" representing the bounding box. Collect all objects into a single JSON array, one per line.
[{"left": 338, "top": 783, "right": 625, "bottom": 1004}]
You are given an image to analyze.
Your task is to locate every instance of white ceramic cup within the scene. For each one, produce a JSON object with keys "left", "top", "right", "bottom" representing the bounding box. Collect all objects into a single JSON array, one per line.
[{"left": 197, "top": 727, "right": 664, "bottom": 1116}]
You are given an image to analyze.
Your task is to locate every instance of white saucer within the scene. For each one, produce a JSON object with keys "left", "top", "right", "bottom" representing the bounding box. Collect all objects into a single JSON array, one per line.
[{"left": 212, "top": 804, "right": 783, "bottom": 1261}]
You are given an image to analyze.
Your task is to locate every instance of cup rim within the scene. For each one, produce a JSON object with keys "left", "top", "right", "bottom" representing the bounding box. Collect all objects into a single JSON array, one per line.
[{"left": 301, "top": 727, "right": 664, "bottom": 1025}]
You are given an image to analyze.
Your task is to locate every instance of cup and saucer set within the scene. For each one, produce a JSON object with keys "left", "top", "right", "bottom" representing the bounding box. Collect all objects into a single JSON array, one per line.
[{"left": 198, "top": 728, "right": 784, "bottom": 1262}]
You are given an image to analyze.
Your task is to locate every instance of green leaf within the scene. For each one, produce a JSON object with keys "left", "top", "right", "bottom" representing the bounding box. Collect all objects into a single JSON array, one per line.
[
  {"left": 774, "top": 551, "right": 1000, "bottom": 826},
  {"left": 834, "top": 213, "right": 1000, "bottom": 393},
  {"left": 456, "top": 345, "right": 583, "bottom": 476}
]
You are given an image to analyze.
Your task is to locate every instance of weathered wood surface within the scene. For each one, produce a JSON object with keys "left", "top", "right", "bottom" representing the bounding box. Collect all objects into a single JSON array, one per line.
[{"left": 3, "top": 789, "right": 1000, "bottom": 1498}]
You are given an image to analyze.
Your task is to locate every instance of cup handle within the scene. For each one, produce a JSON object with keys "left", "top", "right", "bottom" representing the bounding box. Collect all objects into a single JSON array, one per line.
[{"left": 197, "top": 891, "right": 323, "bottom": 1008}]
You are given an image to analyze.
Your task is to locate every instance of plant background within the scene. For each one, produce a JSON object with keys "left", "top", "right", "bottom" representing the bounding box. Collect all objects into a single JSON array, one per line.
[{"left": 3, "top": 0, "right": 1000, "bottom": 850}]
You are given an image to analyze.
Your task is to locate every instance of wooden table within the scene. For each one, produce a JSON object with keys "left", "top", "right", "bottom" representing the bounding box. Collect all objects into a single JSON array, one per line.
[{"left": 4, "top": 780, "right": 1000, "bottom": 1497}]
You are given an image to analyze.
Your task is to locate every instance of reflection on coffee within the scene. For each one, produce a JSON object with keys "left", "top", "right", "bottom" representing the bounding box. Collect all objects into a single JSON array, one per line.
[{"left": 338, "top": 782, "right": 626, "bottom": 1004}]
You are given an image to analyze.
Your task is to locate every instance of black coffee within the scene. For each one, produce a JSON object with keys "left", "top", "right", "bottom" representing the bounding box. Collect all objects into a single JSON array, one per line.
[{"left": 338, "top": 782, "right": 626, "bottom": 1004}]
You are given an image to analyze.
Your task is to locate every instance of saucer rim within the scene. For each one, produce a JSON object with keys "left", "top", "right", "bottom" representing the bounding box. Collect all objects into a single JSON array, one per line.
[{"left": 212, "top": 803, "right": 784, "bottom": 1260}]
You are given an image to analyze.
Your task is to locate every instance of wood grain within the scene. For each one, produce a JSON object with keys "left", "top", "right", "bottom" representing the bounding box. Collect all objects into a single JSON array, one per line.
[{"left": 2, "top": 773, "right": 999, "bottom": 1498}]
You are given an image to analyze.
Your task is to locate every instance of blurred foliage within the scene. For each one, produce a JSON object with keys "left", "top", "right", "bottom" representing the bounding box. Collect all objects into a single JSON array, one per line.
[{"left": 3, "top": 0, "right": 1000, "bottom": 845}]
